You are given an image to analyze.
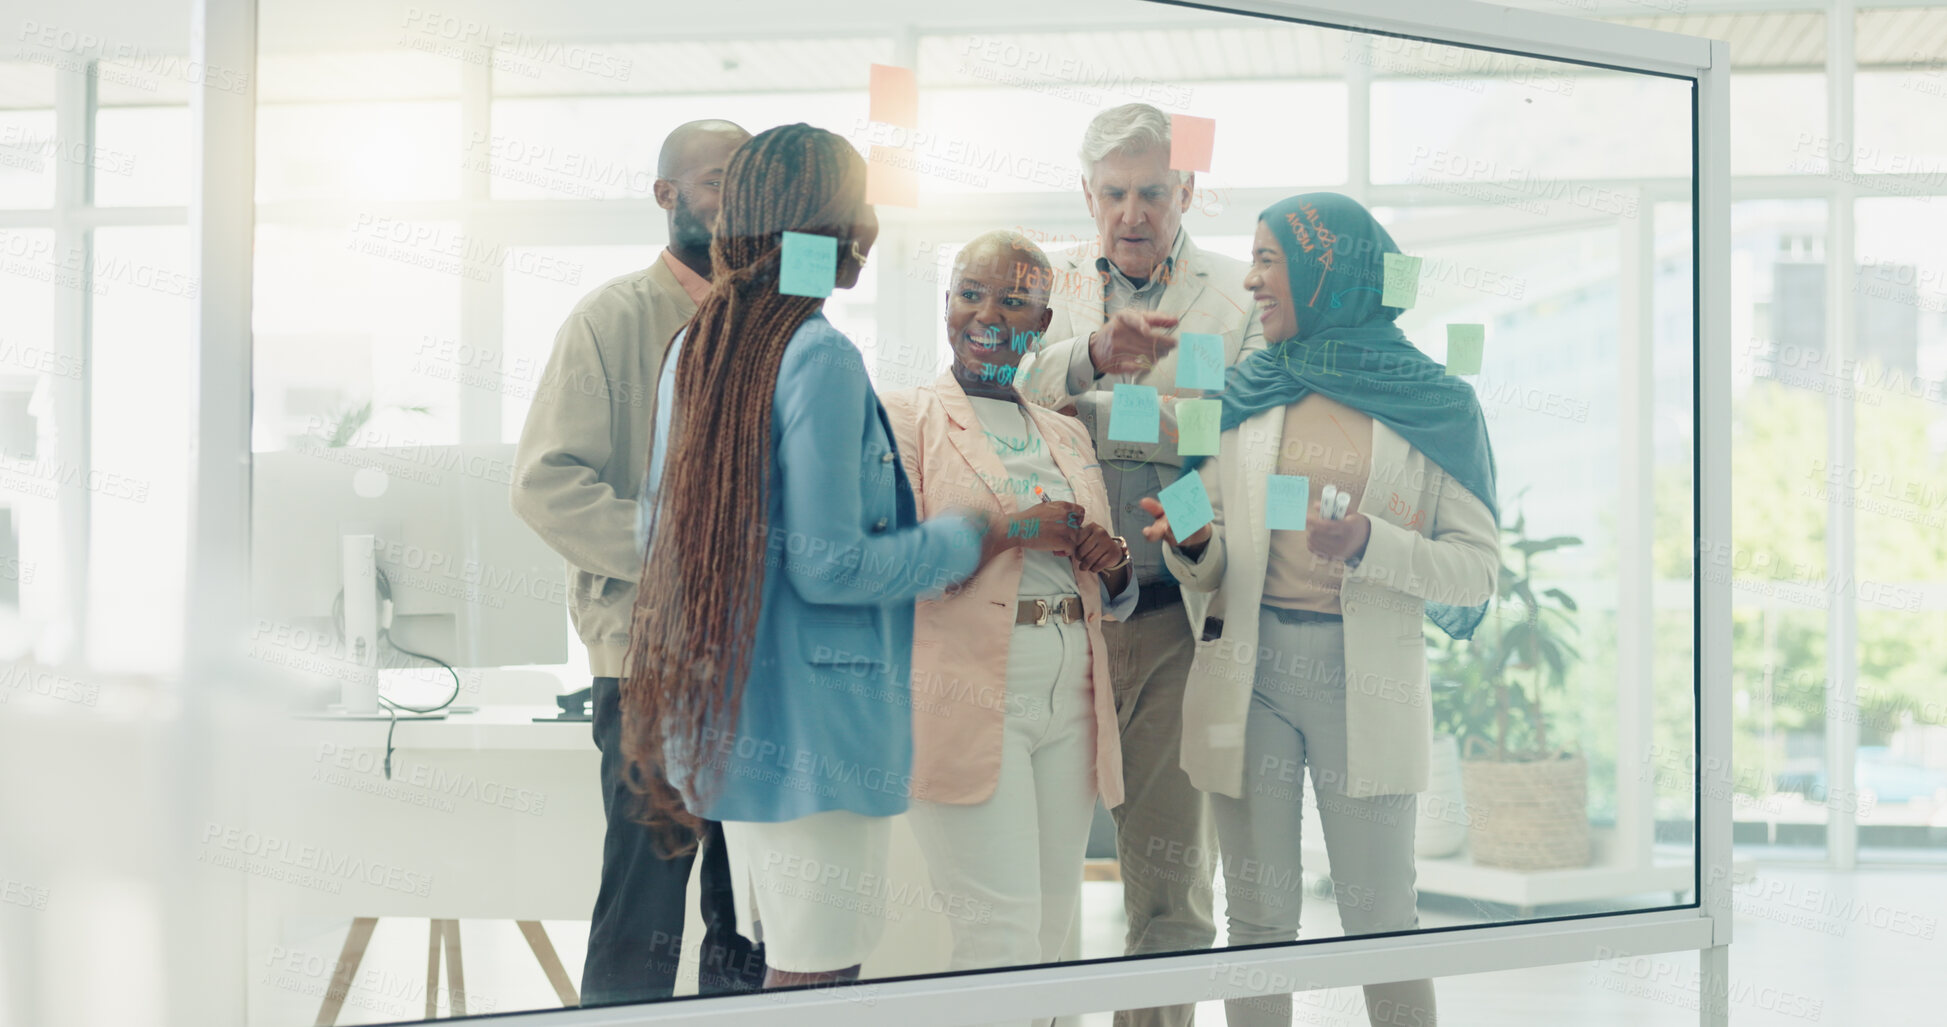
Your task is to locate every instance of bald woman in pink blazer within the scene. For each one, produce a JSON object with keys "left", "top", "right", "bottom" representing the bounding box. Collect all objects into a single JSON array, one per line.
[{"left": 881, "top": 231, "right": 1134, "bottom": 993}]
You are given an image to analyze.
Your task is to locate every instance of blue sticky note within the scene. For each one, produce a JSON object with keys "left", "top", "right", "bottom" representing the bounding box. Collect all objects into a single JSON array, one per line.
[
  {"left": 1382, "top": 252, "right": 1422, "bottom": 309},
  {"left": 1175, "top": 333, "right": 1225, "bottom": 391},
  {"left": 1445, "top": 324, "right": 1484, "bottom": 375},
  {"left": 1158, "top": 471, "right": 1214, "bottom": 541},
  {"left": 1267, "top": 474, "right": 1309, "bottom": 531},
  {"left": 779, "top": 231, "right": 837, "bottom": 297},
  {"left": 1108, "top": 383, "right": 1159, "bottom": 444},
  {"left": 1176, "top": 398, "right": 1221, "bottom": 456}
]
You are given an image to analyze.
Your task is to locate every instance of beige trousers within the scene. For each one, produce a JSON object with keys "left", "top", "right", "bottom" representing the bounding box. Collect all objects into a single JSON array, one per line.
[
  {"left": 1209, "top": 609, "right": 1436, "bottom": 1027},
  {"left": 1101, "top": 600, "right": 1218, "bottom": 1027}
]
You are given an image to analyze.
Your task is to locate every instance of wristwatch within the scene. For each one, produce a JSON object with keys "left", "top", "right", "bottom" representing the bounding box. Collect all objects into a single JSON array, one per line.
[{"left": 1105, "top": 535, "right": 1132, "bottom": 572}]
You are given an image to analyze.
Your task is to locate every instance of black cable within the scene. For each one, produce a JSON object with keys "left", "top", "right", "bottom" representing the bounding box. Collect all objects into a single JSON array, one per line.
[
  {"left": 374, "top": 630, "right": 463, "bottom": 780},
  {"left": 331, "top": 567, "right": 464, "bottom": 779}
]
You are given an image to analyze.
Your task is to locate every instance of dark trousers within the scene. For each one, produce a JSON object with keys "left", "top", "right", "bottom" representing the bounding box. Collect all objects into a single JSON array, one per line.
[{"left": 582, "top": 676, "right": 766, "bottom": 1006}]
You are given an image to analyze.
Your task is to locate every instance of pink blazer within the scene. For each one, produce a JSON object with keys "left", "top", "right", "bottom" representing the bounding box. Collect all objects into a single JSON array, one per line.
[{"left": 880, "top": 373, "right": 1126, "bottom": 808}]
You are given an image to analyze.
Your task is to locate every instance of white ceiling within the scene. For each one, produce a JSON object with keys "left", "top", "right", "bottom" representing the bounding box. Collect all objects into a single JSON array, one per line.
[
  {"left": 1614, "top": 11, "right": 1827, "bottom": 69},
  {"left": 3, "top": 0, "right": 1943, "bottom": 110}
]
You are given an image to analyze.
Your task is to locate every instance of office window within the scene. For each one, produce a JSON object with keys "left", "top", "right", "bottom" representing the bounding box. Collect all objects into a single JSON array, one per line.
[
  {"left": 1850, "top": 197, "right": 1947, "bottom": 848},
  {"left": 1720, "top": 198, "right": 1836, "bottom": 851},
  {"left": 488, "top": 93, "right": 871, "bottom": 201},
  {"left": 915, "top": 80, "right": 1344, "bottom": 196},
  {"left": 0, "top": 227, "right": 58, "bottom": 660},
  {"left": 93, "top": 107, "right": 189, "bottom": 208},
  {"left": 1371, "top": 71, "right": 1691, "bottom": 185},
  {"left": 256, "top": 52, "right": 462, "bottom": 204},
  {"left": 252, "top": 223, "right": 462, "bottom": 450},
  {"left": 1854, "top": 72, "right": 1947, "bottom": 174},
  {"left": 86, "top": 226, "right": 193, "bottom": 674},
  {"left": 258, "top": 101, "right": 463, "bottom": 204},
  {"left": 0, "top": 62, "right": 57, "bottom": 210},
  {"left": 1856, "top": 7, "right": 1947, "bottom": 180},
  {"left": 1170, "top": 82, "right": 1345, "bottom": 189},
  {"left": 489, "top": 37, "right": 892, "bottom": 98},
  {"left": 91, "top": 54, "right": 194, "bottom": 208},
  {"left": 1733, "top": 73, "right": 1829, "bottom": 178}
]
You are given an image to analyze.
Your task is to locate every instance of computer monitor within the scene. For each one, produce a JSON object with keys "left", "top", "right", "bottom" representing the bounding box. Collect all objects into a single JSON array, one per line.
[{"left": 252, "top": 442, "right": 569, "bottom": 711}]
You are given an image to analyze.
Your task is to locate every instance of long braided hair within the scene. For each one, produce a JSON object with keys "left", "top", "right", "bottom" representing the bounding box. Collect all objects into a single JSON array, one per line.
[{"left": 622, "top": 124, "right": 870, "bottom": 851}]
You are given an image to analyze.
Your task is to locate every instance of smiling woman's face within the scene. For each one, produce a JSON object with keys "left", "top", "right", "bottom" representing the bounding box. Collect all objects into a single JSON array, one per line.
[
  {"left": 1242, "top": 220, "right": 1295, "bottom": 345},
  {"left": 945, "top": 241, "right": 1054, "bottom": 381}
]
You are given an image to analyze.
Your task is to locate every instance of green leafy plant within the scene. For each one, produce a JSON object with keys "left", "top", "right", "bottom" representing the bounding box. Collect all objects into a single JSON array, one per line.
[
  {"left": 322, "top": 399, "right": 433, "bottom": 447},
  {"left": 1429, "top": 491, "right": 1584, "bottom": 760}
]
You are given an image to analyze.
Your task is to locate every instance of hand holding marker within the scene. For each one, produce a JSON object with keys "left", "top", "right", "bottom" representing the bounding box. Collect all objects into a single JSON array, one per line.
[
  {"left": 1033, "top": 484, "right": 1057, "bottom": 554},
  {"left": 1305, "top": 483, "right": 1367, "bottom": 562},
  {"left": 1319, "top": 483, "right": 1352, "bottom": 521}
]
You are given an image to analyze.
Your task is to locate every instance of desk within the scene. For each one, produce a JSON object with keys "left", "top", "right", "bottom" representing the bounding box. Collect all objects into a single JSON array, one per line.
[{"left": 240, "top": 707, "right": 954, "bottom": 1023}]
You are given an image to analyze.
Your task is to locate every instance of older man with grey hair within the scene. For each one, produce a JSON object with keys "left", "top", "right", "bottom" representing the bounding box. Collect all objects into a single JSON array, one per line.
[{"left": 1018, "top": 102, "right": 1264, "bottom": 1027}]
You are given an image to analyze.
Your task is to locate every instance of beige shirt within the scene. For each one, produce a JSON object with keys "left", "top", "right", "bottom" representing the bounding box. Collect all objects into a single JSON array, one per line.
[{"left": 1261, "top": 394, "right": 1373, "bottom": 614}]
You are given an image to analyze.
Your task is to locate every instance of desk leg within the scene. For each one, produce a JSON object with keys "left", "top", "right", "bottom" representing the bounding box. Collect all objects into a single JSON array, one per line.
[
  {"left": 517, "top": 921, "right": 580, "bottom": 1007},
  {"left": 441, "top": 920, "right": 466, "bottom": 1017},
  {"left": 425, "top": 921, "right": 442, "bottom": 1019},
  {"left": 314, "top": 917, "right": 377, "bottom": 1027}
]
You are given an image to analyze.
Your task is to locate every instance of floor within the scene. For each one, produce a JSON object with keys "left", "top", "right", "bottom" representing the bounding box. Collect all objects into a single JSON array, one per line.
[{"left": 266, "top": 859, "right": 1945, "bottom": 1025}]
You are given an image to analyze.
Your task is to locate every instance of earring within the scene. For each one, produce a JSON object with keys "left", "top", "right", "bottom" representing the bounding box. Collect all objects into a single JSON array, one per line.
[{"left": 848, "top": 240, "right": 868, "bottom": 269}]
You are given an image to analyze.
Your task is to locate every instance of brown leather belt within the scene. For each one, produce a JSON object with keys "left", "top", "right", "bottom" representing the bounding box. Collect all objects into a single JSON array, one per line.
[{"left": 1015, "top": 596, "right": 1084, "bottom": 626}]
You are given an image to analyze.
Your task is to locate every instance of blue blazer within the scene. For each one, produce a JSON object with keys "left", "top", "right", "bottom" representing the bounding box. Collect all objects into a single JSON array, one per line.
[{"left": 639, "top": 313, "right": 983, "bottom": 822}]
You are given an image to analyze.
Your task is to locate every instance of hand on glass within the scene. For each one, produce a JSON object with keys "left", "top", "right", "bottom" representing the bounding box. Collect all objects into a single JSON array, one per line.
[
  {"left": 1136, "top": 496, "right": 1210, "bottom": 554},
  {"left": 1070, "top": 522, "right": 1126, "bottom": 573},
  {"left": 1090, "top": 309, "right": 1180, "bottom": 376},
  {"left": 1306, "top": 500, "right": 1371, "bottom": 561}
]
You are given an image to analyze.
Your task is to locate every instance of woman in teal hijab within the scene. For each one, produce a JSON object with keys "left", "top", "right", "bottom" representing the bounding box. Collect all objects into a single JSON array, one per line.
[{"left": 1141, "top": 193, "right": 1501, "bottom": 1027}]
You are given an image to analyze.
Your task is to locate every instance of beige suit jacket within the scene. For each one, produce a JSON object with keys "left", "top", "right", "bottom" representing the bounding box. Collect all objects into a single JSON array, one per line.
[{"left": 880, "top": 373, "right": 1126, "bottom": 808}]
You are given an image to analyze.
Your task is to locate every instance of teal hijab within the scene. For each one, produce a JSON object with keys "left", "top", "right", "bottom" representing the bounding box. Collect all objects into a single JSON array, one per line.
[{"left": 1180, "top": 192, "right": 1499, "bottom": 640}]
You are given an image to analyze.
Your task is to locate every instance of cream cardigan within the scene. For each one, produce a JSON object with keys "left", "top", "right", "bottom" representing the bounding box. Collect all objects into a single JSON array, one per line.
[{"left": 1161, "top": 410, "right": 1499, "bottom": 798}]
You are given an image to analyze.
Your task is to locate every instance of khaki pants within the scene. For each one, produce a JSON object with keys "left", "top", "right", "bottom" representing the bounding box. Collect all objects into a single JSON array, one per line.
[{"left": 1102, "top": 601, "right": 1218, "bottom": 1027}]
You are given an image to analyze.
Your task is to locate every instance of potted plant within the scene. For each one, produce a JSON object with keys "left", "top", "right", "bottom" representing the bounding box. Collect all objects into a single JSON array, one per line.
[
  {"left": 318, "top": 398, "right": 434, "bottom": 447},
  {"left": 1426, "top": 494, "right": 1588, "bottom": 870}
]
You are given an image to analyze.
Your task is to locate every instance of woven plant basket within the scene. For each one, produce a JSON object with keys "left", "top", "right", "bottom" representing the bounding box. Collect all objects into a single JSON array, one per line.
[{"left": 1459, "top": 739, "right": 1590, "bottom": 870}]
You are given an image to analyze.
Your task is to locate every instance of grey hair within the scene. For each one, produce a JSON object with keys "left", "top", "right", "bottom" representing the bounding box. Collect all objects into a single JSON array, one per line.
[{"left": 1077, "top": 103, "right": 1192, "bottom": 187}]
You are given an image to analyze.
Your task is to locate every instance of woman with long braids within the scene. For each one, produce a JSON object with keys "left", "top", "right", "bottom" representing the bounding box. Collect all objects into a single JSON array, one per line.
[
  {"left": 625, "top": 124, "right": 1009, "bottom": 987},
  {"left": 1141, "top": 192, "right": 1501, "bottom": 1027}
]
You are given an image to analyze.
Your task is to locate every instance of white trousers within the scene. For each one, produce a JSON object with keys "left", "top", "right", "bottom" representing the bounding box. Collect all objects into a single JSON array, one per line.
[{"left": 909, "top": 608, "right": 1099, "bottom": 1027}]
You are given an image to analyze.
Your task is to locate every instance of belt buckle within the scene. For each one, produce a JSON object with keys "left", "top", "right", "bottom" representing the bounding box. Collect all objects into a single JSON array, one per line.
[{"left": 1032, "top": 598, "right": 1050, "bottom": 627}]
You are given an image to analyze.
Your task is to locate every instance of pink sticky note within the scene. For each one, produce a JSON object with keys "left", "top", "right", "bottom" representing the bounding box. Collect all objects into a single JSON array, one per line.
[
  {"left": 866, "top": 145, "right": 917, "bottom": 207},
  {"left": 869, "top": 64, "right": 918, "bottom": 129},
  {"left": 1169, "top": 114, "right": 1216, "bottom": 173}
]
